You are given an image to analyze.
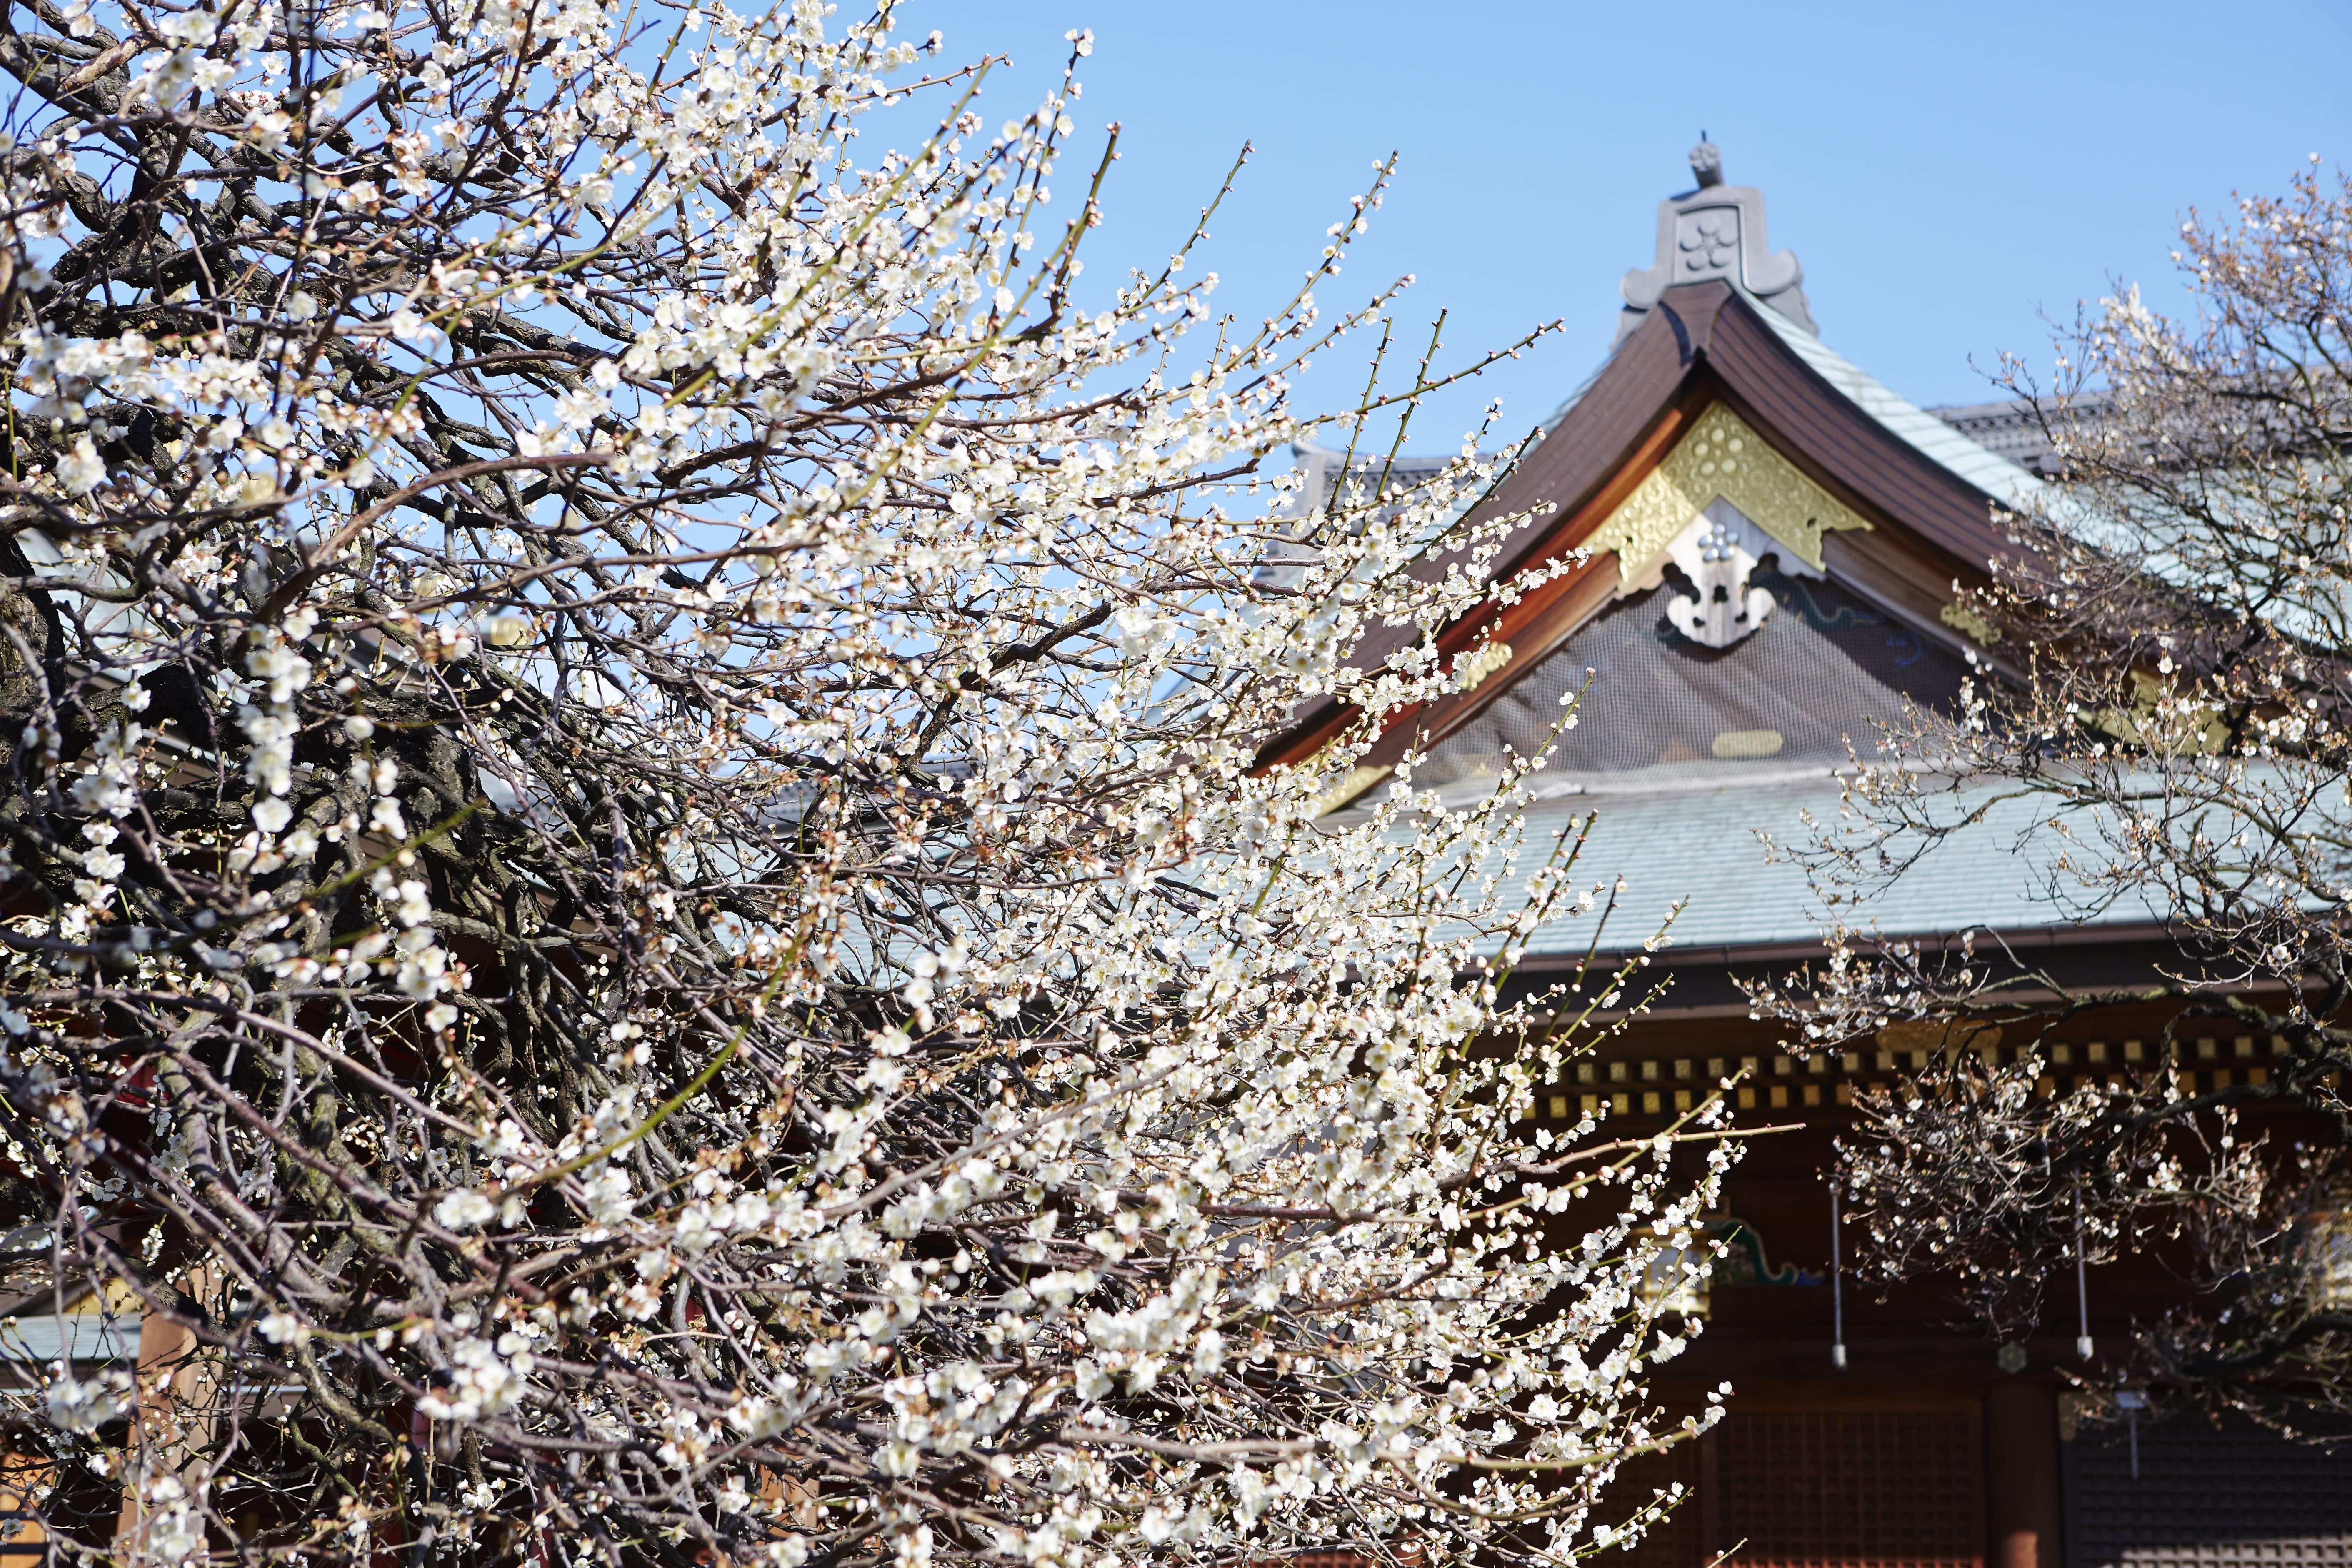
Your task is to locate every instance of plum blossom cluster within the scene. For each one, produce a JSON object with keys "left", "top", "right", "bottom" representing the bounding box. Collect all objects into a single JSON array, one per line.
[{"left": 0, "top": 0, "right": 1728, "bottom": 1563}]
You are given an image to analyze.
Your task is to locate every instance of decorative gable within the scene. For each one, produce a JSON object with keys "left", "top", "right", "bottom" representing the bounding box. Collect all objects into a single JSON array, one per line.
[
  {"left": 1405, "top": 567, "right": 1970, "bottom": 799},
  {"left": 1586, "top": 402, "right": 1872, "bottom": 587}
]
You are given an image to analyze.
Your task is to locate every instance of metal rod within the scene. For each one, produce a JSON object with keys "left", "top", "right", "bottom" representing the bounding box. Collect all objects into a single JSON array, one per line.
[
  {"left": 1830, "top": 1176, "right": 1847, "bottom": 1370},
  {"left": 2119, "top": 1390, "right": 2147, "bottom": 1479},
  {"left": 2075, "top": 1185, "right": 2095, "bottom": 1361}
]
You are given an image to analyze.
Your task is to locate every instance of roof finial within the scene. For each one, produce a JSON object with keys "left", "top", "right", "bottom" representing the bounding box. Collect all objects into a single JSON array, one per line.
[
  {"left": 1690, "top": 136, "right": 1723, "bottom": 189},
  {"left": 1615, "top": 137, "right": 1815, "bottom": 344}
]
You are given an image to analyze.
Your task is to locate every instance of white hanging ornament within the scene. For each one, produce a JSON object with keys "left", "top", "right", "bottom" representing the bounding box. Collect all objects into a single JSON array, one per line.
[{"left": 1665, "top": 501, "right": 1781, "bottom": 648}]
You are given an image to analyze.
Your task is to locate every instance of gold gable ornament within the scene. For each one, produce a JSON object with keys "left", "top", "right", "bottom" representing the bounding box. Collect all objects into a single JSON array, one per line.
[{"left": 1587, "top": 403, "right": 1871, "bottom": 648}]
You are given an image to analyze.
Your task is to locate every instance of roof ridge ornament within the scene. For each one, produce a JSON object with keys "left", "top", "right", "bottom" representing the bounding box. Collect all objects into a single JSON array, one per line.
[
  {"left": 1615, "top": 142, "right": 1815, "bottom": 345},
  {"left": 1690, "top": 137, "right": 1723, "bottom": 189}
]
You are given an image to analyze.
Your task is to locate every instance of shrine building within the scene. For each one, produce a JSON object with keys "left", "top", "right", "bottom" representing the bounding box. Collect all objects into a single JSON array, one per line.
[{"left": 1260, "top": 143, "right": 2352, "bottom": 1568}]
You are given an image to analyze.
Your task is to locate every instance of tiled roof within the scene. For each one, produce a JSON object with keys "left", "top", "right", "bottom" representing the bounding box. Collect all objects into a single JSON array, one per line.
[
  {"left": 1290, "top": 158, "right": 2150, "bottom": 961},
  {"left": 0, "top": 1310, "right": 140, "bottom": 1362},
  {"left": 1926, "top": 398, "right": 2064, "bottom": 477},
  {"left": 1457, "top": 771, "right": 2162, "bottom": 959}
]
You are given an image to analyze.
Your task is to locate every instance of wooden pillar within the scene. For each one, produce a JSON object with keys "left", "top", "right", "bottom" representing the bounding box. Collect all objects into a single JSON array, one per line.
[
  {"left": 112, "top": 1306, "right": 193, "bottom": 1546},
  {"left": 1695, "top": 1427, "right": 1718, "bottom": 1568},
  {"left": 1984, "top": 1383, "right": 2063, "bottom": 1568}
]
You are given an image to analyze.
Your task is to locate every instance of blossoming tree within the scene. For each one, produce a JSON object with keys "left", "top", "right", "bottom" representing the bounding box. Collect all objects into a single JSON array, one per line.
[
  {"left": 1752, "top": 164, "right": 2352, "bottom": 1437},
  {"left": 0, "top": 0, "right": 1729, "bottom": 1563}
]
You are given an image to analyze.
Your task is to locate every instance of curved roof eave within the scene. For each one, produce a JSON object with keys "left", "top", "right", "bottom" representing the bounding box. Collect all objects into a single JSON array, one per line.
[
  {"left": 1256, "top": 283, "right": 2028, "bottom": 774},
  {"left": 1749, "top": 306, "right": 2046, "bottom": 514}
]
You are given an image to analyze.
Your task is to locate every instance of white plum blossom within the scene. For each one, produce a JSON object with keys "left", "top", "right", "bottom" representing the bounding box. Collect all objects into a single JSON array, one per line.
[
  {"left": 435, "top": 1189, "right": 496, "bottom": 1230},
  {"left": 135, "top": 1474, "right": 208, "bottom": 1568},
  {"left": 56, "top": 435, "right": 104, "bottom": 495},
  {"left": 417, "top": 1334, "right": 532, "bottom": 1422},
  {"left": 44, "top": 1367, "right": 130, "bottom": 1433}
]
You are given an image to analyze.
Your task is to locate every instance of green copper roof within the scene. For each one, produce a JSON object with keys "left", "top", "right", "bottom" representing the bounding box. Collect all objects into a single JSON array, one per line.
[{"left": 1457, "top": 769, "right": 2166, "bottom": 960}]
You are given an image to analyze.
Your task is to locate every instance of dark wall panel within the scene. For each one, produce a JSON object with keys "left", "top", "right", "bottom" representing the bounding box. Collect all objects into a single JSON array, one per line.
[{"left": 2065, "top": 1415, "right": 2352, "bottom": 1568}]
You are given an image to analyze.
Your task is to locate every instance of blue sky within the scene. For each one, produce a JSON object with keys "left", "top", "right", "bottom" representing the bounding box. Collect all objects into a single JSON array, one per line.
[{"left": 922, "top": 0, "right": 2352, "bottom": 453}]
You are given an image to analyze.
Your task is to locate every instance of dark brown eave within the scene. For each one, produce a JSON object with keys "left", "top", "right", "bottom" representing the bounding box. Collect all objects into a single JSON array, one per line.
[
  {"left": 1255, "top": 283, "right": 2020, "bottom": 774},
  {"left": 1496, "top": 920, "right": 2197, "bottom": 1017}
]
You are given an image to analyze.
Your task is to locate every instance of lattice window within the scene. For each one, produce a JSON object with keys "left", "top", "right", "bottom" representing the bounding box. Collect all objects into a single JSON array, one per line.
[
  {"left": 2067, "top": 1414, "right": 2352, "bottom": 1568},
  {"left": 1596, "top": 1408, "right": 1981, "bottom": 1568},
  {"left": 1712, "top": 1409, "right": 1982, "bottom": 1568}
]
